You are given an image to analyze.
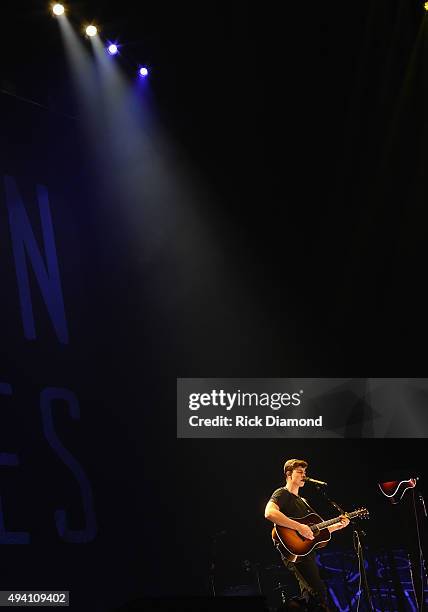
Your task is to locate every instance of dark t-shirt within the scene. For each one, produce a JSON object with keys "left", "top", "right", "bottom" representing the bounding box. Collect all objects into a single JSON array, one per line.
[{"left": 269, "top": 487, "right": 314, "bottom": 518}]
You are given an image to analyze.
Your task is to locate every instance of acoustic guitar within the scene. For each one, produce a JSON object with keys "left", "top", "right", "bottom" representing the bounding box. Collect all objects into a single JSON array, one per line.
[
  {"left": 272, "top": 507, "right": 369, "bottom": 562},
  {"left": 378, "top": 478, "right": 417, "bottom": 504}
]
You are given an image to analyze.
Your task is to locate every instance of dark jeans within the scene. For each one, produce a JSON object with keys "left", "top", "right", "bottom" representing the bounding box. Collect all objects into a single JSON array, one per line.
[{"left": 278, "top": 548, "right": 332, "bottom": 611}]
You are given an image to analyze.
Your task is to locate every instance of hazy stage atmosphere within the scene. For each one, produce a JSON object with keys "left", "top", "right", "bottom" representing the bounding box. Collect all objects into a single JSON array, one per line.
[{"left": 2, "top": 1, "right": 428, "bottom": 610}]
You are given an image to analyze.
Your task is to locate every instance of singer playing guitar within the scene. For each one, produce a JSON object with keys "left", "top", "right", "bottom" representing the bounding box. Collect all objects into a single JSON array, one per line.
[{"left": 264, "top": 459, "right": 350, "bottom": 610}]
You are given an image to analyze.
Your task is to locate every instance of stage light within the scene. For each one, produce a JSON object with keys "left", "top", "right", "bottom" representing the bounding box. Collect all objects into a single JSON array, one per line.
[
  {"left": 425, "top": 1, "right": 428, "bottom": 9},
  {"left": 85, "top": 24, "right": 98, "bottom": 37},
  {"left": 139, "top": 67, "right": 148, "bottom": 77},
  {"left": 52, "top": 3, "right": 65, "bottom": 15},
  {"left": 107, "top": 44, "right": 118, "bottom": 55}
]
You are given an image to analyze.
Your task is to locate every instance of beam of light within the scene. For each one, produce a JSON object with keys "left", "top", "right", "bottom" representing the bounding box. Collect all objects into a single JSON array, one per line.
[
  {"left": 90, "top": 34, "right": 228, "bottom": 271},
  {"left": 85, "top": 25, "right": 98, "bottom": 37},
  {"left": 57, "top": 16, "right": 100, "bottom": 114},
  {"left": 56, "top": 14, "right": 111, "bottom": 188},
  {"left": 88, "top": 33, "right": 263, "bottom": 371},
  {"left": 139, "top": 66, "right": 148, "bottom": 77},
  {"left": 52, "top": 3, "right": 65, "bottom": 16},
  {"left": 107, "top": 44, "right": 118, "bottom": 55}
]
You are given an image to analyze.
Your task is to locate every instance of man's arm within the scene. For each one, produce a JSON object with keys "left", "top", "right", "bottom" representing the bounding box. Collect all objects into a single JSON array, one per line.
[{"left": 264, "top": 500, "right": 314, "bottom": 540}]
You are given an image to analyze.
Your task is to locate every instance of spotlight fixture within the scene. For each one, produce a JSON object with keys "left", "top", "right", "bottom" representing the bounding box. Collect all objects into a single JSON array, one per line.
[
  {"left": 52, "top": 3, "right": 65, "bottom": 15},
  {"left": 139, "top": 66, "right": 148, "bottom": 77},
  {"left": 425, "top": 1, "right": 428, "bottom": 10},
  {"left": 107, "top": 43, "right": 118, "bottom": 55},
  {"left": 85, "top": 24, "right": 98, "bottom": 37}
]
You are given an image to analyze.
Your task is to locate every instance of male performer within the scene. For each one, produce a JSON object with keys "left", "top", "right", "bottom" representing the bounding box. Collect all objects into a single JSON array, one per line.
[{"left": 264, "top": 459, "right": 350, "bottom": 610}]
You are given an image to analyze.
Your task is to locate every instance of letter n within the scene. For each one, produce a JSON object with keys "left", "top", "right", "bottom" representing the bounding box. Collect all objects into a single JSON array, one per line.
[{"left": 4, "top": 176, "right": 69, "bottom": 344}]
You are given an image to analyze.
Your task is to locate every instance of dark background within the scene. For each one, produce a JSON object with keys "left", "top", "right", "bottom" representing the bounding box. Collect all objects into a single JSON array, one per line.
[{"left": 1, "top": 1, "right": 428, "bottom": 609}]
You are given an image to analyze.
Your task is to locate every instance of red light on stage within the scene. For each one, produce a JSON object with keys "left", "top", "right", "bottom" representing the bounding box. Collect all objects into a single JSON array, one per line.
[{"left": 378, "top": 478, "right": 417, "bottom": 504}]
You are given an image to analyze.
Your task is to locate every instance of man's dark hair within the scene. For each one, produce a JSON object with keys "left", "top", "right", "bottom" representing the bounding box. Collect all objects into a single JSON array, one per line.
[{"left": 283, "top": 458, "right": 308, "bottom": 480}]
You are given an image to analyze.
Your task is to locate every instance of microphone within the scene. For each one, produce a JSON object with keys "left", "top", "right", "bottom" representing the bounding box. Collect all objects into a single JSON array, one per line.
[{"left": 304, "top": 477, "right": 328, "bottom": 486}]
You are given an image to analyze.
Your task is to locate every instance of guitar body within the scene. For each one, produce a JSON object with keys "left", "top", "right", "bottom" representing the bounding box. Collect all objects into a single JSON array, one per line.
[{"left": 272, "top": 513, "right": 331, "bottom": 562}]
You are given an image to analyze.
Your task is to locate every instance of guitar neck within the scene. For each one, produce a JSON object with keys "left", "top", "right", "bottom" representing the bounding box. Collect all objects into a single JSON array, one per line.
[{"left": 313, "top": 510, "right": 359, "bottom": 531}]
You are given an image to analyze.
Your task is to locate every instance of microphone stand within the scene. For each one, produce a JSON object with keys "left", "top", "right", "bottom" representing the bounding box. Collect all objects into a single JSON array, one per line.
[
  {"left": 410, "top": 489, "right": 428, "bottom": 611},
  {"left": 209, "top": 533, "right": 217, "bottom": 597},
  {"left": 208, "top": 530, "right": 227, "bottom": 597},
  {"left": 315, "top": 484, "right": 374, "bottom": 611}
]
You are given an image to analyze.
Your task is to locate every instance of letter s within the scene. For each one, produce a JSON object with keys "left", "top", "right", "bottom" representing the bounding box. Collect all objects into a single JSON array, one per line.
[
  {"left": 0, "top": 382, "right": 30, "bottom": 544},
  {"left": 40, "top": 387, "right": 97, "bottom": 543},
  {"left": 292, "top": 393, "right": 301, "bottom": 406}
]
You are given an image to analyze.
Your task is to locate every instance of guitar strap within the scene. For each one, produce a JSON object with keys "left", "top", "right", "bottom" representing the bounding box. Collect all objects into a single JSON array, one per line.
[{"left": 300, "top": 497, "right": 316, "bottom": 513}]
